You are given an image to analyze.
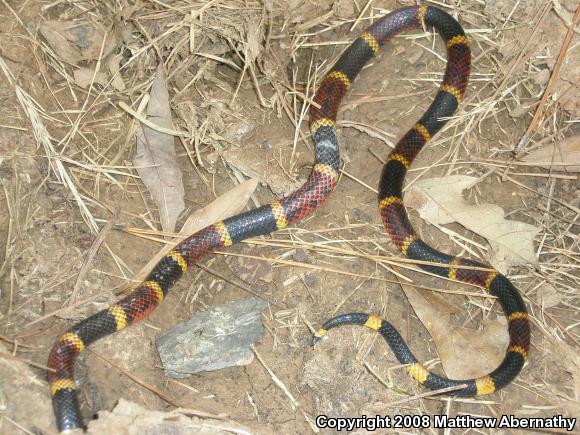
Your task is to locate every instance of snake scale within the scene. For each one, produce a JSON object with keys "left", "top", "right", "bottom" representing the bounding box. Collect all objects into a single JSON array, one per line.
[{"left": 48, "top": 5, "right": 530, "bottom": 432}]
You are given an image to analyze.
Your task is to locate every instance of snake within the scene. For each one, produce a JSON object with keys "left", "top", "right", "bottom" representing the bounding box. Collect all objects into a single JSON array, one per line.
[{"left": 47, "top": 5, "right": 530, "bottom": 432}]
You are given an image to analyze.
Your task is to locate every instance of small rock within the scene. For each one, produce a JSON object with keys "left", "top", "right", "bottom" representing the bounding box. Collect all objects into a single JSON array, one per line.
[{"left": 156, "top": 298, "right": 267, "bottom": 378}]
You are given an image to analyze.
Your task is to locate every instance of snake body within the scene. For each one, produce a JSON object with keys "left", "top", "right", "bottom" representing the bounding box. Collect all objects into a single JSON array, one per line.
[{"left": 48, "top": 6, "right": 530, "bottom": 432}]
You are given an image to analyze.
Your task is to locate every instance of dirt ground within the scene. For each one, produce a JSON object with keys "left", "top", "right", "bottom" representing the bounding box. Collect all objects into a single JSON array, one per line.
[{"left": 0, "top": 0, "right": 579, "bottom": 434}]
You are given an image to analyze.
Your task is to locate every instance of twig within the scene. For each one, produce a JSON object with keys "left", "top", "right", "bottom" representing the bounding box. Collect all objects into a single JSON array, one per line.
[
  {"left": 515, "top": 1, "right": 580, "bottom": 154},
  {"left": 70, "top": 208, "right": 120, "bottom": 302}
]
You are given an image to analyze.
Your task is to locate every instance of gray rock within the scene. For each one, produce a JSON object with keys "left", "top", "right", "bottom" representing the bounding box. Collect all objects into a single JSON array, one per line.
[{"left": 156, "top": 298, "right": 267, "bottom": 378}]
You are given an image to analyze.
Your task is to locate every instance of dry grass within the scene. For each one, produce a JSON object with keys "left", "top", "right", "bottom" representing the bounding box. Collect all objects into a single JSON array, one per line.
[{"left": 0, "top": 0, "right": 578, "bottom": 433}]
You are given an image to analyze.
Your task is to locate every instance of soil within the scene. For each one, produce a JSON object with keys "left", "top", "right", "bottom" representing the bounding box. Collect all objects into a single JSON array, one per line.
[{"left": 0, "top": 0, "right": 578, "bottom": 434}]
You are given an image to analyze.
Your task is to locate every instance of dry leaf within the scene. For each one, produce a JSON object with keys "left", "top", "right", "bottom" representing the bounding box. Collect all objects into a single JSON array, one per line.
[
  {"left": 106, "top": 53, "right": 126, "bottom": 91},
  {"left": 39, "top": 21, "right": 81, "bottom": 64},
  {"left": 245, "top": 20, "right": 262, "bottom": 63},
  {"left": 39, "top": 20, "right": 119, "bottom": 64},
  {"left": 402, "top": 284, "right": 509, "bottom": 379},
  {"left": 521, "top": 135, "right": 580, "bottom": 172},
  {"left": 535, "top": 282, "right": 562, "bottom": 308},
  {"left": 223, "top": 144, "right": 302, "bottom": 197},
  {"left": 125, "top": 178, "right": 259, "bottom": 289},
  {"left": 547, "top": 340, "right": 580, "bottom": 416},
  {"left": 73, "top": 67, "right": 109, "bottom": 88},
  {"left": 134, "top": 64, "right": 185, "bottom": 233},
  {"left": 181, "top": 178, "right": 259, "bottom": 234},
  {"left": 406, "top": 175, "right": 539, "bottom": 273}
]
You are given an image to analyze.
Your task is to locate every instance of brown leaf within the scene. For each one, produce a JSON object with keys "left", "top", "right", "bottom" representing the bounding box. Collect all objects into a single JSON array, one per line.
[
  {"left": 124, "top": 178, "right": 258, "bottom": 290},
  {"left": 39, "top": 20, "right": 119, "bottom": 64},
  {"left": 73, "top": 67, "right": 109, "bottom": 88},
  {"left": 406, "top": 175, "right": 539, "bottom": 273},
  {"left": 535, "top": 282, "right": 562, "bottom": 308},
  {"left": 133, "top": 64, "right": 185, "bottom": 233},
  {"left": 106, "top": 54, "right": 126, "bottom": 91},
  {"left": 180, "top": 178, "right": 259, "bottom": 236},
  {"left": 223, "top": 143, "right": 302, "bottom": 197},
  {"left": 39, "top": 21, "right": 81, "bottom": 64},
  {"left": 402, "top": 284, "right": 509, "bottom": 379},
  {"left": 244, "top": 20, "right": 263, "bottom": 63},
  {"left": 521, "top": 135, "right": 580, "bottom": 172}
]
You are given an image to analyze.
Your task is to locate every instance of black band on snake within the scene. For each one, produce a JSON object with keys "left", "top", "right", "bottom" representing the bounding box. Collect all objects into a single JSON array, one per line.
[{"left": 48, "top": 5, "right": 530, "bottom": 432}]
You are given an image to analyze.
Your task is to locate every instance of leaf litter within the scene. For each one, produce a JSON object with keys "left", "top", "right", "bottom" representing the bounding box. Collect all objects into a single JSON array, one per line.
[
  {"left": 521, "top": 134, "right": 580, "bottom": 172},
  {"left": 133, "top": 63, "right": 185, "bottom": 234},
  {"left": 39, "top": 20, "right": 119, "bottom": 63},
  {"left": 400, "top": 283, "right": 509, "bottom": 380},
  {"left": 406, "top": 175, "right": 540, "bottom": 274}
]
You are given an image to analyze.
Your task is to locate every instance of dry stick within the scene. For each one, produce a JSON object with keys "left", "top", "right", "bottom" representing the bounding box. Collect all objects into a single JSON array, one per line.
[
  {"left": 0, "top": 351, "right": 56, "bottom": 372},
  {"left": 1, "top": 183, "right": 13, "bottom": 306},
  {"left": 515, "top": 1, "right": 580, "bottom": 155},
  {"left": 350, "top": 0, "right": 374, "bottom": 31},
  {"left": 384, "top": 383, "right": 469, "bottom": 407},
  {"left": 216, "top": 250, "right": 496, "bottom": 299},
  {"left": 0, "top": 334, "right": 36, "bottom": 349},
  {"left": 70, "top": 208, "right": 120, "bottom": 303},
  {"left": 121, "top": 227, "right": 497, "bottom": 274},
  {"left": 148, "top": 0, "right": 187, "bottom": 13},
  {"left": 0, "top": 0, "right": 33, "bottom": 38},
  {"left": 331, "top": 275, "right": 374, "bottom": 315},
  {"left": 340, "top": 168, "right": 379, "bottom": 193},
  {"left": 268, "top": 58, "right": 319, "bottom": 162},
  {"left": 538, "top": 307, "right": 580, "bottom": 349},
  {"left": 241, "top": 239, "right": 495, "bottom": 273},
  {"left": 250, "top": 345, "right": 319, "bottom": 433},
  {"left": 466, "top": 3, "right": 552, "bottom": 137},
  {"left": 250, "top": 344, "right": 298, "bottom": 409},
  {"left": 53, "top": 25, "right": 108, "bottom": 166},
  {"left": 504, "top": 174, "right": 579, "bottom": 214},
  {"left": 0, "top": 57, "right": 98, "bottom": 233},
  {"left": 90, "top": 350, "right": 235, "bottom": 421},
  {"left": 363, "top": 361, "right": 391, "bottom": 389},
  {"left": 90, "top": 352, "right": 179, "bottom": 408},
  {"left": 120, "top": 227, "right": 498, "bottom": 297},
  {"left": 118, "top": 101, "right": 192, "bottom": 137},
  {"left": 109, "top": 92, "right": 150, "bottom": 166},
  {"left": 1, "top": 416, "right": 35, "bottom": 435},
  {"left": 27, "top": 292, "right": 109, "bottom": 327}
]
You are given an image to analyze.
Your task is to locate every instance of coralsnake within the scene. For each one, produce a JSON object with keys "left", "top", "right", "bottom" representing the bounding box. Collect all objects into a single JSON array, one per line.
[{"left": 48, "top": 5, "right": 530, "bottom": 432}]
